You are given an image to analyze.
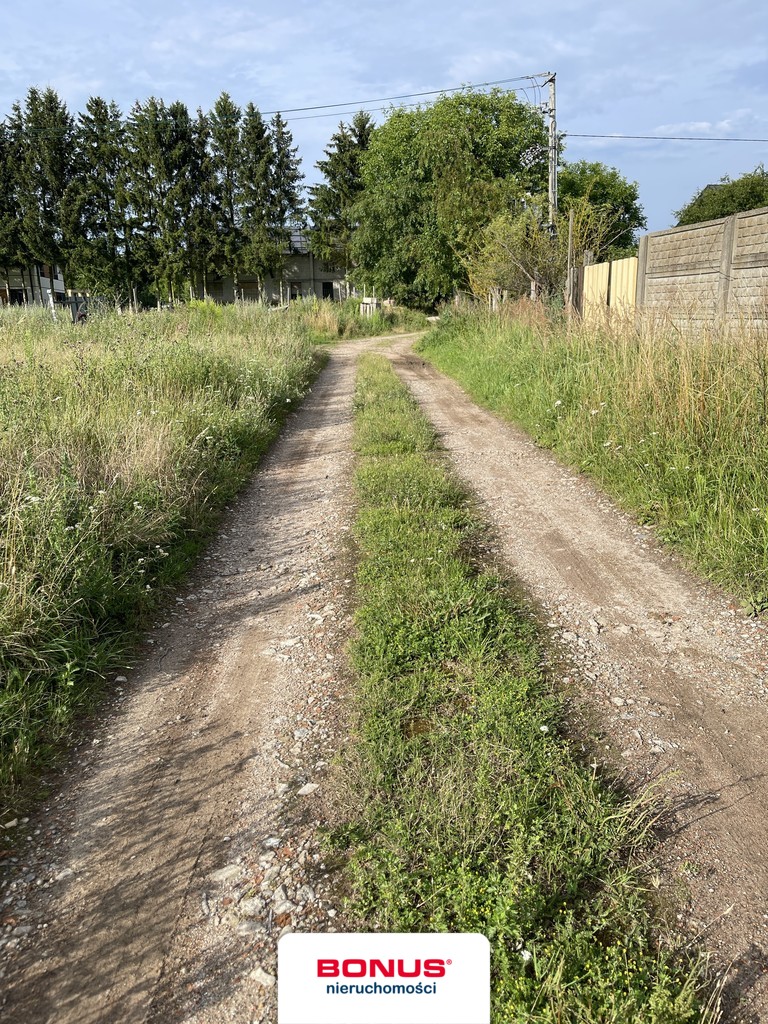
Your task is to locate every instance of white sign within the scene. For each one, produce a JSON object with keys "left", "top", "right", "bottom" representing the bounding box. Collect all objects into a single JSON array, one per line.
[{"left": 278, "top": 932, "right": 490, "bottom": 1024}]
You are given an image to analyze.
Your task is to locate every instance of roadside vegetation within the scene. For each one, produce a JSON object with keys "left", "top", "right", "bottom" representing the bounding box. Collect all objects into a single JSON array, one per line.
[
  {"left": 0, "top": 301, "right": 323, "bottom": 802},
  {"left": 340, "top": 353, "right": 712, "bottom": 1022},
  {"left": 419, "top": 305, "right": 768, "bottom": 612},
  {"left": 286, "top": 295, "right": 427, "bottom": 341}
]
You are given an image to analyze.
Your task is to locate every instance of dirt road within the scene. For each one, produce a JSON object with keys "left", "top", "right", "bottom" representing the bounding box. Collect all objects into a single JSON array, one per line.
[
  {"left": 389, "top": 341, "right": 768, "bottom": 1022},
  {"left": 3, "top": 331, "right": 768, "bottom": 1023},
  {"left": 0, "top": 338, "right": 381, "bottom": 1024}
]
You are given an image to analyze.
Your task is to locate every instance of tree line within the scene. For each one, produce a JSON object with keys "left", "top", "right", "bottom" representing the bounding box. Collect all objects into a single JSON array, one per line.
[
  {"left": 0, "top": 88, "right": 303, "bottom": 305},
  {"left": 5, "top": 82, "right": 763, "bottom": 312}
]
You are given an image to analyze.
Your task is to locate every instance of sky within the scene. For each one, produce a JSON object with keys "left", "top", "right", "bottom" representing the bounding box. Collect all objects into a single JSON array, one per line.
[{"left": 2, "top": 0, "right": 767, "bottom": 232}]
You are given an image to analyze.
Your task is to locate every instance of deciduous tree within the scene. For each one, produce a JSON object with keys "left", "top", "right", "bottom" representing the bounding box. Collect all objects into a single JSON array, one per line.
[
  {"left": 675, "top": 165, "right": 768, "bottom": 225},
  {"left": 351, "top": 89, "right": 548, "bottom": 307},
  {"left": 559, "top": 160, "right": 646, "bottom": 256}
]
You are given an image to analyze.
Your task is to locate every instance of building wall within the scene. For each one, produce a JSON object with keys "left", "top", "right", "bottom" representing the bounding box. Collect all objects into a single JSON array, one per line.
[
  {"left": 209, "top": 254, "right": 350, "bottom": 305},
  {"left": 1, "top": 264, "right": 67, "bottom": 305}
]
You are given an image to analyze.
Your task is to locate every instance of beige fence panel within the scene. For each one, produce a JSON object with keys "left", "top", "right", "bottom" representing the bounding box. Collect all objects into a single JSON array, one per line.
[
  {"left": 581, "top": 257, "right": 638, "bottom": 320},
  {"left": 609, "top": 257, "right": 637, "bottom": 312},
  {"left": 583, "top": 262, "right": 610, "bottom": 319}
]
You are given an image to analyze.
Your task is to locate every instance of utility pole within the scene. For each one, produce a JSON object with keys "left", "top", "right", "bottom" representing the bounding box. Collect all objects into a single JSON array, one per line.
[{"left": 545, "top": 72, "right": 558, "bottom": 231}]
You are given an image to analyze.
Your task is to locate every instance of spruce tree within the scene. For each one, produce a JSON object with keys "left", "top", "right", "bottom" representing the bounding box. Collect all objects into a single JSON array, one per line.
[
  {"left": 160, "top": 100, "right": 195, "bottom": 302},
  {"left": 208, "top": 92, "right": 243, "bottom": 295},
  {"left": 266, "top": 113, "right": 304, "bottom": 285},
  {"left": 187, "top": 109, "right": 219, "bottom": 298},
  {"left": 125, "top": 97, "right": 164, "bottom": 302},
  {"left": 125, "top": 97, "right": 196, "bottom": 303},
  {"left": 61, "top": 96, "right": 129, "bottom": 300},
  {"left": 309, "top": 110, "right": 373, "bottom": 276},
  {"left": 15, "top": 87, "right": 74, "bottom": 290},
  {"left": 0, "top": 119, "right": 23, "bottom": 298},
  {"left": 239, "top": 102, "right": 271, "bottom": 292}
]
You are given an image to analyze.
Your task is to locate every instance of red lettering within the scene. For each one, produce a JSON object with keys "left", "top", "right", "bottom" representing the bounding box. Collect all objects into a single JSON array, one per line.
[
  {"left": 369, "top": 959, "right": 395, "bottom": 977},
  {"left": 424, "top": 959, "right": 446, "bottom": 978},
  {"left": 317, "top": 955, "right": 448, "bottom": 979},
  {"left": 397, "top": 959, "right": 421, "bottom": 978},
  {"left": 342, "top": 959, "right": 367, "bottom": 977}
]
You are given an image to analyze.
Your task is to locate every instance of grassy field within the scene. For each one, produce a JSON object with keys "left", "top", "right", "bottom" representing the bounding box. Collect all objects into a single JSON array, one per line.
[
  {"left": 339, "top": 353, "right": 712, "bottom": 1022},
  {"left": 418, "top": 305, "right": 768, "bottom": 612},
  {"left": 0, "top": 301, "right": 325, "bottom": 803}
]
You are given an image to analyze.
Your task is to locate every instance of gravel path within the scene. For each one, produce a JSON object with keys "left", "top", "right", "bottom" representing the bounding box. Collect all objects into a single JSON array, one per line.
[
  {"left": 389, "top": 340, "right": 768, "bottom": 1022},
  {"left": 4, "top": 330, "right": 768, "bottom": 1023}
]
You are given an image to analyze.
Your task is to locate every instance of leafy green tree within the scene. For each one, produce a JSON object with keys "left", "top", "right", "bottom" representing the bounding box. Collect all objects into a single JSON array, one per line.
[
  {"left": 15, "top": 87, "right": 74, "bottom": 280},
  {"left": 351, "top": 89, "right": 548, "bottom": 306},
  {"left": 61, "top": 96, "right": 130, "bottom": 300},
  {"left": 675, "top": 165, "right": 768, "bottom": 225},
  {"left": 558, "top": 160, "right": 646, "bottom": 256},
  {"left": 466, "top": 197, "right": 622, "bottom": 301},
  {"left": 309, "top": 110, "right": 373, "bottom": 274}
]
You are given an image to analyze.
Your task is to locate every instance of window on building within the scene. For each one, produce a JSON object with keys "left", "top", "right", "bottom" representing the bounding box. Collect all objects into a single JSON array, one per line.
[{"left": 322, "top": 282, "right": 334, "bottom": 300}]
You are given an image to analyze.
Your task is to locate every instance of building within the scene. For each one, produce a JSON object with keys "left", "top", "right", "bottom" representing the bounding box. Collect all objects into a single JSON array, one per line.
[
  {"left": 208, "top": 230, "right": 352, "bottom": 304},
  {"left": 0, "top": 264, "right": 67, "bottom": 306}
]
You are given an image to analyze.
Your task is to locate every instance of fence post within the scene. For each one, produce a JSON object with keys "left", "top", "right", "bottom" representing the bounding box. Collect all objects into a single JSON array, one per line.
[
  {"left": 719, "top": 213, "right": 737, "bottom": 320},
  {"left": 636, "top": 235, "right": 648, "bottom": 309}
]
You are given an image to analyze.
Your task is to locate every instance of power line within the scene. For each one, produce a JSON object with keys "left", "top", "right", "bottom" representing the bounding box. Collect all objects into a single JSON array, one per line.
[
  {"left": 258, "top": 74, "right": 552, "bottom": 116},
  {"left": 566, "top": 132, "right": 768, "bottom": 143},
  {"left": 0, "top": 73, "right": 553, "bottom": 132}
]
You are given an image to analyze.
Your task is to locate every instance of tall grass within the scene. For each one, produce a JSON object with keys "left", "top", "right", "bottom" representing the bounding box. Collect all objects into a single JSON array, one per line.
[
  {"left": 285, "top": 296, "right": 428, "bottom": 341},
  {"left": 418, "top": 304, "right": 768, "bottom": 609},
  {"left": 0, "top": 302, "right": 319, "bottom": 800}
]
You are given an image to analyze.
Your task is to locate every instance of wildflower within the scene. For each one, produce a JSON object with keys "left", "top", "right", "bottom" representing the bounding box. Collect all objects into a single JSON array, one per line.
[
  {"left": 520, "top": 950, "right": 532, "bottom": 963},
  {"left": 539, "top": 725, "right": 549, "bottom": 733},
  {"left": 590, "top": 409, "right": 599, "bottom": 416},
  {"left": 554, "top": 400, "right": 562, "bottom": 407}
]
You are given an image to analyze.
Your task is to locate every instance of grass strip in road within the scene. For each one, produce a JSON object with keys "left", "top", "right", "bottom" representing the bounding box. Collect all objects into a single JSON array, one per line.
[{"left": 338, "top": 353, "right": 711, "bottom": 1022}]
